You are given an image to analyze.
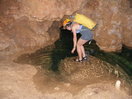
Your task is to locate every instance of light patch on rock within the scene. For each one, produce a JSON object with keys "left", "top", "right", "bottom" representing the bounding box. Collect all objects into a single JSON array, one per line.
[{"left": 115, "top": 80, "right": 121, "bottom": 90}]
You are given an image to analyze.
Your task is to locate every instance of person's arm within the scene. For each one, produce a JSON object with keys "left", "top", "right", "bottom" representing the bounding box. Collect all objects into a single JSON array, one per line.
[{"left": 71, "top": 27, "right": 77, "bottom": 53}]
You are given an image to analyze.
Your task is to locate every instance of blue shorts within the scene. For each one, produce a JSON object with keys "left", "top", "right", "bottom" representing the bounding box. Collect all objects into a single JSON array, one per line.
[{"left": 80, "top": 26, "right": 93, "bottom": 41}]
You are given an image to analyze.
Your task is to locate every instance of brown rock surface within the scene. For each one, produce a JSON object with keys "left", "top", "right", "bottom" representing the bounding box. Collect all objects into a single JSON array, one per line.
[
  {"left": 18, "top": 0, "right": 86, "bottom": 21},
  {"left": 0, "top": 56, "right": 131, "bottom": 99},
  {"left": 0, "top": 16, "right": 54, "bottom": 58},
  {"left": 0, "top": 0, "right": 87, "bottom": 58},
  {"left": 77, "top": 0, "right": 132, "bottom": 52},
  {"left": 122, "top": 10, "right": 132, "bottom": 48},
  {"left": 0, "top": 0, "right": 132, "bottom": 99},
  {"left": 0, "top": 0, "right": 131, "bottom": 58},
  {"left": 59, "top": 56, "right": 131, "bottom": 84}
]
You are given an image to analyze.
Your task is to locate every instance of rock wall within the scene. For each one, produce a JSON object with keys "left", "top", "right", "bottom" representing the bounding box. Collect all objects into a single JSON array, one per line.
[
  {"left": 0, "top": 0, "right": 86, "bottom": 58},
  {"left": 17, "top": 0, "right": 87, "bottom": 21},
  {"left": 77, "top": 0, "right": 132, "bottom": 52},
  {"left": 0, "top": 0, "right": 131, "bottom": 58}
]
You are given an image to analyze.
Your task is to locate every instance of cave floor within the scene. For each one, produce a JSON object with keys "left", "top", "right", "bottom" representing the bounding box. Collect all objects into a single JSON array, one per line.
[{"left": 0, "top": 56, "right": 131, "bottom": 99}]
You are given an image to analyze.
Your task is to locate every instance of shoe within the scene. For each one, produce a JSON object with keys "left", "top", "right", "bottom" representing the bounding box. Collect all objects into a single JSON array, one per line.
[
  {"left": 74, "top": 58, "right": 83, "bottom": 62},
  {"left": 82, "top": 56, "right": 88, "bottom": 61}
]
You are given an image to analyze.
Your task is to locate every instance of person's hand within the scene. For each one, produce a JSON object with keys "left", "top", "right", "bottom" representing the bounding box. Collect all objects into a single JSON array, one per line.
[{"left": 71, "top": 47, "right": 76, "bottom": 54}]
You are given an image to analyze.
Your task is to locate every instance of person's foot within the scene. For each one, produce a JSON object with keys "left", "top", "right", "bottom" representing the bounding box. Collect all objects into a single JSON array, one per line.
[
  {"left": 74, "top": 58, "right": 83, "bottom": 62},
  {"left": 82, "top": 55, "right": 88, "bottom": 61}
]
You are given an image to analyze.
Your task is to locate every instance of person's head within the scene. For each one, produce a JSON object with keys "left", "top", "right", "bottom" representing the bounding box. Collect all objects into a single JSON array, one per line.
[{"left": 63, "top": 19, "right": 72, "bottom": 30}]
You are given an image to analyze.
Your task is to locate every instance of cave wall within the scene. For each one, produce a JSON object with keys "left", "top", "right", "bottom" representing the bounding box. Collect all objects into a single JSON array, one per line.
[
  {"left": 0, "top": 0, "right": 131, "bottom": 58},
  {"left": 0, "top": 0, "right": 86, "bottom": 58},
  {"left": 17, "top": 0, "right": 87, "bottom": 21},
  {"left": 77, "top": 0, "right": 132, "bottom": 52}
]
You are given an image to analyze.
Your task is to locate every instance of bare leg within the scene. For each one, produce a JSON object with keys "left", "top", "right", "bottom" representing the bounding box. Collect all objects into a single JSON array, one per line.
[
  {"left": 76, "top": 43, "right": 82, "bottom": 60},
  {"left": 77, "top": 39, "right": 88, "bottom": 60},
  {"left": 81, "top": 45, "right": 86, "bottom": 57}
]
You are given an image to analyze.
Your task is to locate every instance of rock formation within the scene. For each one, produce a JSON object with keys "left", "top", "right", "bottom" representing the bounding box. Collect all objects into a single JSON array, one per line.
[
  {"left": 0, "top": 0, "right": 132, "bottom": 98},
  {"left": 0, "top": 0, "right": 131, "bottom": 57},
  {"left": 76, "top": 0, "right": 132, "bottom": 52}
]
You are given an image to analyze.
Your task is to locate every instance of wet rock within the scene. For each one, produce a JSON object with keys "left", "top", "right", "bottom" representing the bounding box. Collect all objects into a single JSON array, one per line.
[{"left": 59, "top": 56, "right": 117, "bottom": 83}]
